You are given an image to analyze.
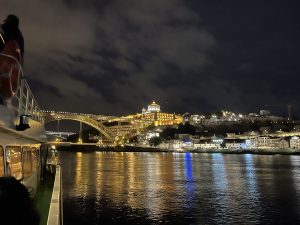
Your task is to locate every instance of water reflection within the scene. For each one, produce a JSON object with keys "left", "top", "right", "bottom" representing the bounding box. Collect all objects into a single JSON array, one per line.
[
  {"left": 60, "top": 152, "right": 300, "bottom": 225},
  {"left": 212, "top": 154, "right": 228, "bottom": 193},
  {"left": 243, "top": 154, "right": 262, "bottom": 223},
  {"left": 291, "top": 156, "right": 300, "bottom": 213},
  {"left": 244, "top": 154, "right": 257, "bottom": 193}
]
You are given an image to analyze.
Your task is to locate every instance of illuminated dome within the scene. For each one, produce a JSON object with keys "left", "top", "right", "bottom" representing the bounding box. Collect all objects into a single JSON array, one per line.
[{"left": 147, "top": 101, "right": 160, "bottom": 113}]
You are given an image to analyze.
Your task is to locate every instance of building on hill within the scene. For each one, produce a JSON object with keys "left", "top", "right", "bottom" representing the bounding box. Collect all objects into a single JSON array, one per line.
[
  {"left": 137, "top": 101, "right": 183, "bottom": 126},
  {"left": 147, "top": 101, "right": 161, "bottom": 113}
]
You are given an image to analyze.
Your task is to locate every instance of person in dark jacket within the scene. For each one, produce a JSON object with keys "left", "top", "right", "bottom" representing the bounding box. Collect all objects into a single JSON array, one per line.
[
  {"left": 0, "top": 176, "right": 40, "bottom": 225},
  {"left": 0, "top": 14, "right": 24, "bottom": 59},
  {"left": 0, "top": 15, "right": 24, "bottom": 104}
]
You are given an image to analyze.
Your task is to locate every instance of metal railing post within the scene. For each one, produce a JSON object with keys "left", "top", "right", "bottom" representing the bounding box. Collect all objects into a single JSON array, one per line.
[{"left": 18, "top": 79, "right": 25, "bottom": 115}]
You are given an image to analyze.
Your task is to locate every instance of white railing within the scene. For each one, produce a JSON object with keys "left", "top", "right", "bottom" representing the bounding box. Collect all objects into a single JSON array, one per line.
[
  {"left": 15, "top": 78, "right": 44, "bottom": 123},
  {"left": 47, "top": 165, "right": 63, "bottom": 225},
  {"left": 0, "top": 52, "right": 44, "bottom": 123}
]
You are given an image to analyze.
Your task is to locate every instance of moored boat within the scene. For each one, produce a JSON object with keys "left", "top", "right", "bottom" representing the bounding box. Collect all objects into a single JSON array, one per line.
[{"left": 0, "top": 41, "right": 62, "bottom": 225}]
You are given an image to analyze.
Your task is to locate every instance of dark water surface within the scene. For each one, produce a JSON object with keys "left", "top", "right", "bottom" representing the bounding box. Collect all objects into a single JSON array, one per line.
[{"left": 59, "top": 151, "right": 300, "bottom": 225}]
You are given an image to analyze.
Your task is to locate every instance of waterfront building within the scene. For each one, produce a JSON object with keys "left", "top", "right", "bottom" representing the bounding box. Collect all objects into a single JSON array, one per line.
[
  {"left": 192, "top": 134, "right": 223, "bottom": 149},
  {"left": 194, "top": 140, "right": 221, "bottom": 149},
  {"left": 225, "top": 139, "right": 245, "bottom": 149},
  {"left": 163, "top": 139, "right": 184, "bottom": 150},
  {"left": 278, "top": 138, "right": 290, "bottom": 149},
  {"left": 211, "top": 134, "right": 224, "bottom": 144},
  {"left": 248, "top": 136, "right": 282, "bottom": 149},
  {"left": 241, "top": 136, "right": 291, "bottom": 149},
  {"left": 290, "top": 136, "right": 300, "bottom": 149}
]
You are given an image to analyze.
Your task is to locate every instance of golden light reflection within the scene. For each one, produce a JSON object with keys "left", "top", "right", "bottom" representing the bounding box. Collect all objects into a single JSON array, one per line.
[
  {"left": 95, "top": 152, "right": 103, "bottom": 203},
  {"left": 74, "top": 152, "right": 83, "bottom": 196},
  {"left": 81, "top": 153, "right": 91, "bottom": 199},
  {"left": 126, "top": 153, "right": 145, "bottom": 209},
  {"left": 110, "top": 152, "right": 125, "bottom": 203}
]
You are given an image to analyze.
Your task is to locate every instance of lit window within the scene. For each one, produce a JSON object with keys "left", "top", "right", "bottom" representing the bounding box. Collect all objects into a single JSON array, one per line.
[
  {"left": 0, "top": 146, "right": 4, "bottom": 176},
  {"left": 22, "top": 146, "right": 32, "bottom": 178},
  {"left": 6, "top": 146, "right": 23, "bottom": 180}
]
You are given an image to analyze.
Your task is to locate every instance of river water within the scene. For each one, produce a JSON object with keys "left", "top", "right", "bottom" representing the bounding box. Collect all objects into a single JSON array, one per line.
[{"left": 59, "top": 151, "right": 300, "bottom": 225}]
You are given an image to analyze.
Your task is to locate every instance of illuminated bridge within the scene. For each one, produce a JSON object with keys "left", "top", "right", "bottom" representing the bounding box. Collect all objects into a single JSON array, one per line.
[
  {"left": 42, "top": 111, "right": 117, "bottom": 143},
  {"left": 41, "top": 109, "right": 183, "bottom": 144}
]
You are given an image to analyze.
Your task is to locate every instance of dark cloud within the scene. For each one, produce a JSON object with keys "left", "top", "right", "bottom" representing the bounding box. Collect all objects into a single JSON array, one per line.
[{"left": 1, "top": 0, "right": 300, "bottom": 117}]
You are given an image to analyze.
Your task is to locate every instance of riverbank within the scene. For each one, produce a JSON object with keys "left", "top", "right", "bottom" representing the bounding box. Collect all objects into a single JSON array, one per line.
[
  {"left": 188, "top": 148, "right": 300, "bottom": 155},
  {"left": 57, "top": 145, "right": 168, "bottom": 152},
  {"left": 56, "top": 145, "right": 300, "bottom": 155}
]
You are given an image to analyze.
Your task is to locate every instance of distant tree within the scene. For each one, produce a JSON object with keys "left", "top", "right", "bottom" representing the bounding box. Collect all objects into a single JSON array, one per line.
[
  {"left": 129, "top": 136, "right": 138, "bottom": 143},
  {"left": 215, "top": 111, "right": 223, "bottom": 117},
  {"left": 149, "top": 136, "right": 162, "bottom": 147},
  {"left": 160, "top": 127, "right": 177, "bottom": 139},
  {"left": 177, "top": 122, "right": 196, "bottom": 135},
  {"left": 146, "top": 124, "right": 156, "bottom": 131},
  {"left": 220, "top": 142, "right": 226, "bottom": 148}
]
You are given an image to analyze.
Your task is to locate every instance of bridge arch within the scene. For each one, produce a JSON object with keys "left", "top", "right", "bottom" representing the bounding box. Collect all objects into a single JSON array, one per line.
[{"left": 42, "top": 112, "right": 115, "bottom": 142}]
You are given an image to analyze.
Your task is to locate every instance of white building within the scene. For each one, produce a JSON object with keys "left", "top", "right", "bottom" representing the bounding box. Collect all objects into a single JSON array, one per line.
[
  {"left": 194, "top": 142, "right": 221, "bottom": 149},
  {"left": 211, "top": 134, "right": 224, "bottom": 144},
  {"left": 168, "top": 140, "right": 184, "bottom": 149},
  {"left": 278, "top": 139, "right": 289, "bottom": 149},
  {"left": 248, "top": 136, "right": 282, "bottom": 149},
  {"left": 194, "top": 139, "right": 221, "bottom": 149},
  {"left": 189, "top": 115, "right": 205, "bottom": 125},
  {"left": 225, "top": 139, "right": 245, "bottom": 149},
  {"left": 202, "top": 114, "right": 220, "bottom": 125},
  {"left": 147, "top": 101, "right": 161, "bottom": 113},
  {"left": 260, "top": 110, "right": 271, "bottom": 116},
  {"left": 290, "top": 136, "right": 300, "bottom": 149},
  {"left": 145, "top": 132, "right": 160, "bottom": 140}
]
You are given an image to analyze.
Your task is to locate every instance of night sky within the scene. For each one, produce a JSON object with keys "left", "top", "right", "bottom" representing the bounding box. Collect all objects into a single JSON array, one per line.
[{"left": 2, "top": 0, "right": 300, "bottom": 117}]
